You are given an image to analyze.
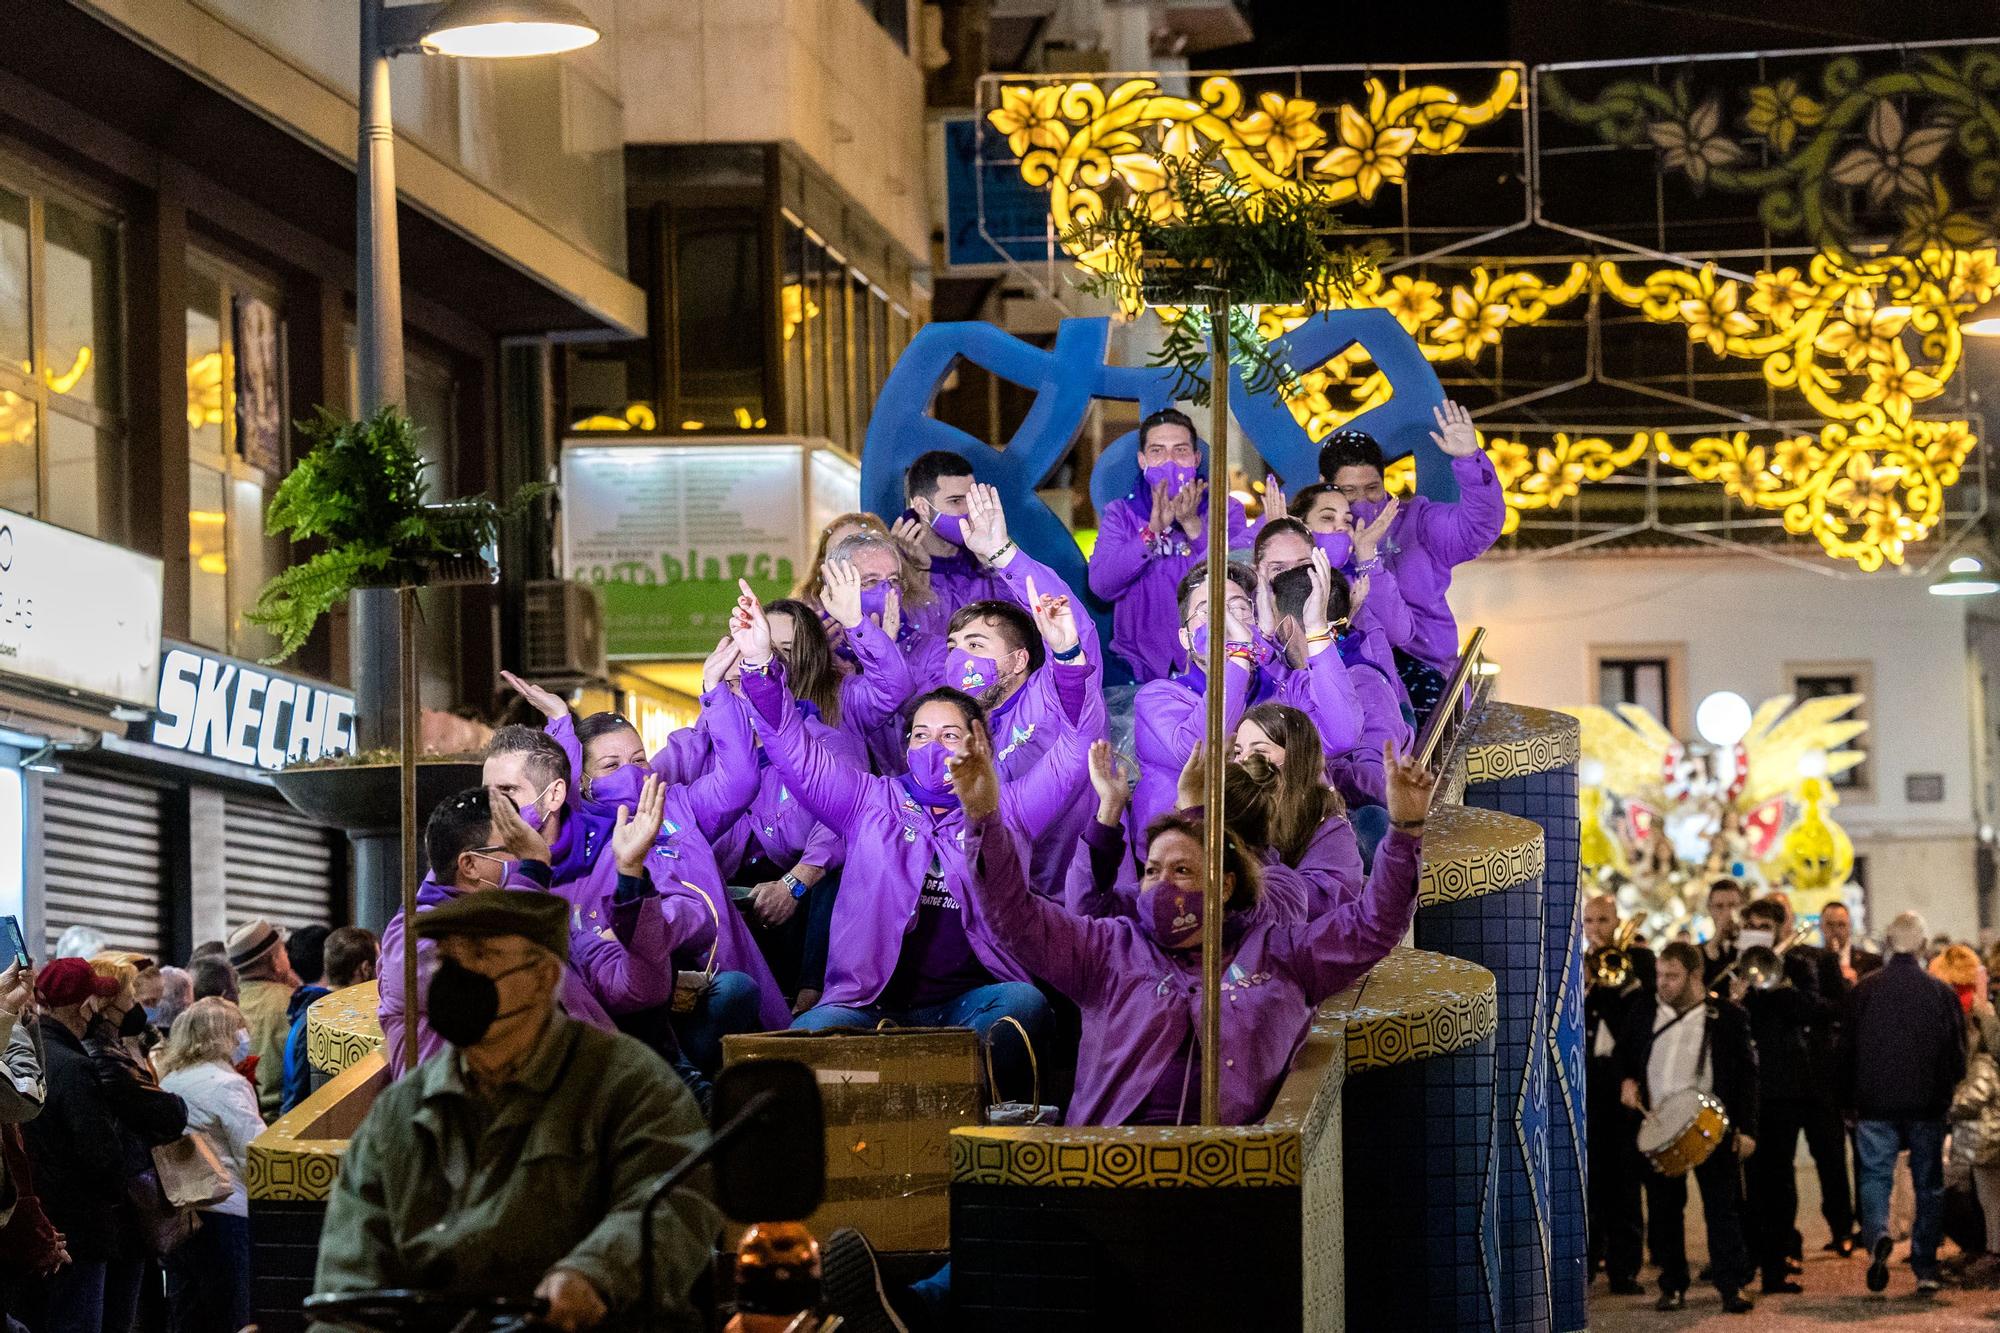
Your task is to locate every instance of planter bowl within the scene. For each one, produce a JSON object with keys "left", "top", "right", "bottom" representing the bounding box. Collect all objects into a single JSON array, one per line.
[{"left": 272, "top": 760, "right": 485, "bottom": 836}]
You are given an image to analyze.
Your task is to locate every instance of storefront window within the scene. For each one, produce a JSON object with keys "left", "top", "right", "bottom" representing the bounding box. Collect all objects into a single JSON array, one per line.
[
  {"left": 782, "top": 217, "right": 808, "bottom": 435},
  {"left": 186, "top": 255, "right": 284, "bottom": 660},
  {"left": 565, "top": 206, "right": 658, "bottom": 433},
  {"left": 850, "top": 271, "right": 873, "bottom": 439},
  {"left": 0, "top": 180, "right": 124, "bottom": 542},
  {"left": 673, "top": 214, "right": 766, "bottom": 431}
]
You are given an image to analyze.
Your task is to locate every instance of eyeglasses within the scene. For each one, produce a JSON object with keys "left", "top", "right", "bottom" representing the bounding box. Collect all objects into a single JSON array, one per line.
[{"left": 1331, "top": 482, "right": 1382, "bottom": 500}]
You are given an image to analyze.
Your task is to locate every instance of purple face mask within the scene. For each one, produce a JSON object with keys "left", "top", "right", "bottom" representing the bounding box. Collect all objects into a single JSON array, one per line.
[
  {"left": 516, "top": 780, "right": 558, "bottom": 831},
  {"left": 944, "top": 647, "right": 1003, "bottom": 694},
  {"left": 1186, "top": 623, "right": 1253, "bottom": 663},
  {"left": 859, "top": 582, "right": 895, "bottom": 624},
  {"left": 591, "top": 763, "right": 648, "bottom": 808},
  {"left": 904, "top": 742, "right": 957, "bottom": 804},
  {"left": 1143, "top": 460, "right": 1200, "bottom": 498},
  {"left": 1141, "top": 885, "right": 1203, "bottom": 950},
  {"left": 930, "top": 510, "right": 968, "bottom": 547},
  {"left": 1312, "top": 530, "right": 1354, "bottom": 568},
  {"left": 1348, "top": 497, "right": 1383, "bottom": 526}
]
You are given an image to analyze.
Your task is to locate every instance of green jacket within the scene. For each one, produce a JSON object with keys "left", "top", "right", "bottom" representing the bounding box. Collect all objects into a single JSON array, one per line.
[
  {"left": 239, "top": 978, "right": 294, "bottom": 1120},
  {"left": 314, "top": 1016, "right": 720, "bottom": 1332}
]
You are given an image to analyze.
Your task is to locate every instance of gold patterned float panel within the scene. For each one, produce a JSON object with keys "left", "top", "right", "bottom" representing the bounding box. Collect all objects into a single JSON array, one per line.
[
  {"left": 1466, "top": 703, "right": 1583, "bottom": 785},
  {"left": 951, "top": 1124, "right": 1304, "bottom": 1189},
  {"left": 305, "top": 980, "right": 383, "bottom": 1077},
  {"left": 1419, "top": 805, "right": 1544, "bottom": 906},
  {"left": 1323, "top": 946, "right": 1498, "bottom": 1074},
  {"left": 248, "top": 1052, "right": 386, "bottom": 1202}
]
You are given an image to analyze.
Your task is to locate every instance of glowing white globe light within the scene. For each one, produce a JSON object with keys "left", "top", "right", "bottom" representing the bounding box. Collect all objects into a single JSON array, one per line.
[
  {"left": 1797, "top": 749, "right": 1829, "bottom": 779},
  {"left": 1578, "top": 757, "right": 1606, "bottom": 787},
  {"left": 1695, "top": 691, "right": 1753, "bottom": 747}
]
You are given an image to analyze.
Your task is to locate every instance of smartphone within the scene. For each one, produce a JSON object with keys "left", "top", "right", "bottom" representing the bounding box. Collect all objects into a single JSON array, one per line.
[{"left": 1, "top": 914, "right": 27, "bottom": 971}]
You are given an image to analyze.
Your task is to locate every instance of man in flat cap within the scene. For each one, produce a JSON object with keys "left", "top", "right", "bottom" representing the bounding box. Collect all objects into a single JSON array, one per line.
[
  {"left": 315, "top": 890, "right": 719, "bottom": 1333},
  {"left": 227, "top": 917, "right": 301, "bottom": 1117}
]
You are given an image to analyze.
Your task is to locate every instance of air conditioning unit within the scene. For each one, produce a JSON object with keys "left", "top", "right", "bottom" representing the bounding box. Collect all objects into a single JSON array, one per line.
[{"left": 522, "top": 580, "right": 608, "bottom": 688}]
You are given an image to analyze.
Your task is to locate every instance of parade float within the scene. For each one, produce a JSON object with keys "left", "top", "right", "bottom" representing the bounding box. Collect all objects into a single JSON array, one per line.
[{"left": 1569, "top": 689, "right": 1869, "bottom": 934}]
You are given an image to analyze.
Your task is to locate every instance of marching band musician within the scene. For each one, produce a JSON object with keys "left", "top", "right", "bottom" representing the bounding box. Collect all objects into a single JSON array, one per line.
[
  {"left": 1733, "top": 897, "right": 1826, "bottom": 1295},
  {"left": 1701, "top": 879, "right": 1747, "bottom": 988},
  {"left": 1618, "top": 940, "right": 1759, "bottom": 1315},
  {"left": 1583, "top": 894, "right": 1652, "bottom": 1294}
]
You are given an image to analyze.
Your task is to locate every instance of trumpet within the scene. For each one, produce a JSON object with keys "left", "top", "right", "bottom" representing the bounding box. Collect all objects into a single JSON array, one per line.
[
  {"left": 1732, "top": 923, "right": 1815, "bottom": 991},
  {"left": 1589, "top": 918, "right": 1643, "bottom": 990}
]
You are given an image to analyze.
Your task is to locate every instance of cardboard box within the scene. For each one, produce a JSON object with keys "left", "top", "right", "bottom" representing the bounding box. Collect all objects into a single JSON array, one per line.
[{"left": 723, "top": 1027, "right": 981, "bottom": 1252}]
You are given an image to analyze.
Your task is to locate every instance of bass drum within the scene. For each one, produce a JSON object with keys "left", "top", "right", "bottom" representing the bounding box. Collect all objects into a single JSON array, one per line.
[{"left": 1636, "top": 1088, "right": 1730, "bottom": 1177}]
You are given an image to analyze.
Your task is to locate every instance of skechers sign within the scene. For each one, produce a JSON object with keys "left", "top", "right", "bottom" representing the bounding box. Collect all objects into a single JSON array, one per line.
[
  {"left": 0, "top": 508, "right": 163, "bottom": 707},
  {"left": 151, "top": 645, "right": 356, "bottom": 770}
]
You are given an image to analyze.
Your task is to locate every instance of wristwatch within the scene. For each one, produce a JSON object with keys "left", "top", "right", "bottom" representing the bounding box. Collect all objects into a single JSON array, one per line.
[{"left": 782, "top": 871, "right": 806, "bottom": 898}]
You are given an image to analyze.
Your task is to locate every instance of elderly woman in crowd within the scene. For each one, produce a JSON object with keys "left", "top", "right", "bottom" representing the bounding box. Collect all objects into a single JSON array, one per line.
[{"left": 157, "top": 997, "right": 265, "bottom": 1333}]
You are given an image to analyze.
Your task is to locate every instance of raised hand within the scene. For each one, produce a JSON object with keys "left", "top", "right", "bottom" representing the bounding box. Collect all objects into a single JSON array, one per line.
[
  {"left": 1429, "top": 400, "right": 1479, "bottom": 458},
  {"left": 1026, "top": 574, "right": 1079, "bottom": 657},
  {"left": 610, "top": 772, "right": 666, "bottom": 876},
  {"left": 1347, "top": 573, "right": 1370, "bottom": 626},
  {"left": 1263, "top": 473, "right": 1288, "bottom": 521},
  {"left": 820, "top": 559, "right": 864, "bottom": 629},
  {"left": 1354, "top": 496, "right": 1399, "bottom": 564},
  {"left": 701, "top": 636, "right": 742, "bottom": 693},
  {"left": 946, "top": 720, "right": 1002, "bottom": 821},
  {"left": 489, "top": 787, "right": 552, "bottom": 865},
  {"left": 1176, "top": 477, "right": 1208, "bottom": 538},
  {"left": 500, "top": 670, "right": 569, "bottom": 721},
  {"left": 1177, "top": 740, "right": 1210, "bottom": 813},
  {"left": 0, "top": 962, "right": 34, "bottom": 1018},
  {"left": 1383, "top": 742, "right": 1437, "bottom": 827},
  {"left": 1254, "top": 572, "right": 1278, "bottom": 637},
  {"left": 889, "top": 514, "right": 932, "bottom": 569},
  {"left": 880, "top": 584, "right": 902, "bottom": 641},
  {"left": 1303, "top": 549, "right": 1333, "bottom": 637},
  {"left": 964, "top": 482, "right": 1011, "bottom": 563},
  {"left": 1148, "top": 479, "right": 1171, "bottom": 535},
  {"left": 1087, "top": 739, "right": 1130, "bottom": 825},
  {"left": 729, "top": 579, "right": 774, "bottom": 664}
]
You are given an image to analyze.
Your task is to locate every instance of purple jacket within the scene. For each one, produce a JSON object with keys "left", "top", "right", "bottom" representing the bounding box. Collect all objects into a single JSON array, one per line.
[
  {"left": 1327, "top": 655, "right": 1411, "bottom": 808},
  {"left": 1064, "top": 804, "right": 1361, "bottom": 927},
  {"left": 1088, "top": 492, "right": 1251, "bottom": 682},
  {"left": 961, "top": 812, "right": 1421, "bottom": 1126},
  {"left": 549, "top": 696, "right": 792, "bottom": 1030},
  {"left": 1132, "top": 646, "right": 1363, "bottom": 832},
  {"left": 1382, "top": 452, "right": 1505, "bottom": 673},
  {"left": 741, "top": 660, "right": 1091, "bottom": 1008},
  {"left": 649, "top": 696, "right": 857, "bottom": 878},
  {"left": 377, "top": 861, "right": 674, "bottom": 1078}
]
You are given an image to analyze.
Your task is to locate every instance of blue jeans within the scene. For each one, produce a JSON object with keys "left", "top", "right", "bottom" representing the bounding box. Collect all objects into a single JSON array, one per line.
[
  {"left": 164, "top": 1212, "right": 250, "bottom": 1333},
  {"left": 1350, "top": 805, "right": 1389, "bottom": 870},
  {"left": 671, "top": 971, "right": 763, "bottom": 1074},
  {"left": 791, "top": 982, "right": 1053, "bottom": 1094},
  {"left": 1857, "top": 1118, "right": 1947, "bottom": 1276}
]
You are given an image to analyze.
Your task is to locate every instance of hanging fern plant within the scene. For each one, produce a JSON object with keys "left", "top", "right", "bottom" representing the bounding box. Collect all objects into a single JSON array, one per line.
[
  {"left": 247, "top": 405, "right": 547, "bottom": 663},
  {"left": 1059, "top": 154, "right": 1381, "bottom": 405}
]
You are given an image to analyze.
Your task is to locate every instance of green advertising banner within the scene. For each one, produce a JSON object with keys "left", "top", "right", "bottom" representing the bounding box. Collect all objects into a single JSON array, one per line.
[{"left": 560, "top": 440, "right": 858, "bottom": 659}]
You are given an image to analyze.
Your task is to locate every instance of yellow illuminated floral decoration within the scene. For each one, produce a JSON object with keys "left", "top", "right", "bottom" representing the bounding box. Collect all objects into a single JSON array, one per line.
[
  {"left": 987, "top": 71, "right": 1519, "bottom": 297},
  {"left": 1601, "top": 246, "right": 1994, "bottom": 568}
]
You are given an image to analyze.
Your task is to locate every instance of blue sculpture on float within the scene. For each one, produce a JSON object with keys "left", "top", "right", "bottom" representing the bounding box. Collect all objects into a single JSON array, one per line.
[{"left": 858, "top": 309, "right": 1453, "bottom": 678}]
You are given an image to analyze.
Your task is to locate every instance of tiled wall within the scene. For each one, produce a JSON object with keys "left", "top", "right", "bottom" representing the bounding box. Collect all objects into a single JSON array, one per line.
[
  {"left": 1343, "top": 1034, "right": 1500, "bottom": 1328},
  {"left": 1469, "top": 764, "right": 1586, "bottom": 1332}
]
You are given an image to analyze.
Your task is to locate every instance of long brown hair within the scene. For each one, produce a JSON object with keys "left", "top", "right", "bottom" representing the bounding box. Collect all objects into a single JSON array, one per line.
[
  {"left": 1235, "top": 703, "right": 1345, "bottom": 865},
  {"left": 794, "top": 512, "right": 934, "bottom": 610},
  {"left": 766, "top": 598, "right": 843, "bottom": 729}
]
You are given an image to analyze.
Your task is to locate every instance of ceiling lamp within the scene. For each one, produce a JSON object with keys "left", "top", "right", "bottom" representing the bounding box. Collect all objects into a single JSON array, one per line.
[
  {"left": 420, "top": 0, "right": 601, "bottom": 58},
  {"left": 1931, "top": 555, "right": 2000, "bottom": 596}
]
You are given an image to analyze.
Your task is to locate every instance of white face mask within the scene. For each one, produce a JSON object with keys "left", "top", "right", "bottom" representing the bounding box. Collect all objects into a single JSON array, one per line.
[
  {"left": 232, "top": 1030, "right": 252, "bottom": 1064},
  {"left": 1737, "top": 928, "right": 1775, "bottom": 952}
]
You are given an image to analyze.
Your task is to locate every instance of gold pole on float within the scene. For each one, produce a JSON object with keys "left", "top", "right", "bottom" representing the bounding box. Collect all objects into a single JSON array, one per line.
[
  {"left": 399, "top": 584, "right": 420, "bottom": 1072},
  {"left": 1201, "top": 294, "right": 1229, "bottom": 1126}
]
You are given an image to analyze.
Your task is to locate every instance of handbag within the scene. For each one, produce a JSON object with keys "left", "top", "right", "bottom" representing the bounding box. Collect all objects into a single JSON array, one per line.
[
  {"left": 669, "top": 880, "right": 721, "bottom": 1016},
  {"left": 1951, "top": 1051, "right": 2000, "bottom": 1124},
  {"left": 153, "top": 1132, "right": 233, "bottom": 1209},
  {"left": 123, "top": 1165, "right": 198, "bottom": 1257},
  {"left": 982, "top": 1015, "right": 1061, "bottom": 1127}
]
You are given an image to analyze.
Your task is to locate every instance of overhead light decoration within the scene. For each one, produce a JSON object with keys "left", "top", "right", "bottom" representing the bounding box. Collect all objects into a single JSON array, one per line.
[
  {"left": 1931, "top": 554, "right": 2000, "bottom": 596},
  {"left": 418, "top": 0, "right": 600, "bottom": 58},
  {"left": 1695, "top": 690, "right": 1754, "bottom": 748}
]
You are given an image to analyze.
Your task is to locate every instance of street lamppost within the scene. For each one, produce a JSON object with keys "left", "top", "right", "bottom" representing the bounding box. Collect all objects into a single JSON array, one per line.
[{"left": 350, "top": 0, "right": 599, "bottom": 928}]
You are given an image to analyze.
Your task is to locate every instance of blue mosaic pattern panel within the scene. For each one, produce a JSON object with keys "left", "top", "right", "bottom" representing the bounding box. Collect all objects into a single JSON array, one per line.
[
  {"left": 1471, "top": 766, "right": 1587, "bottom": 1332},
  {"left": 1418, "top": 875, "right": 1551, "bottom": 1333},
  {"left": 1343, "top": 1035, "right": 1500, "bottom": 1330}
]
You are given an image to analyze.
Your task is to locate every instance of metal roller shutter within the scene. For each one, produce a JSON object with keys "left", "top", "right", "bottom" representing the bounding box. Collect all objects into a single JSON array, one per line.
[
  {"left": 40, "top": 769, "right": 166, "bottom": 958},
  {"left": 223, "top": 793, "right": 336, "bottom": 932}
]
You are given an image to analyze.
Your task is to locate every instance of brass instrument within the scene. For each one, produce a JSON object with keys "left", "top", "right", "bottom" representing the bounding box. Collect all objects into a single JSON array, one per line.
[
  {"left": 1589, "top": 918, "right": 1643, "bottom": 989},
  {"left": 1736, "top": 923, "right": 1814, "bottom": 991}
]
